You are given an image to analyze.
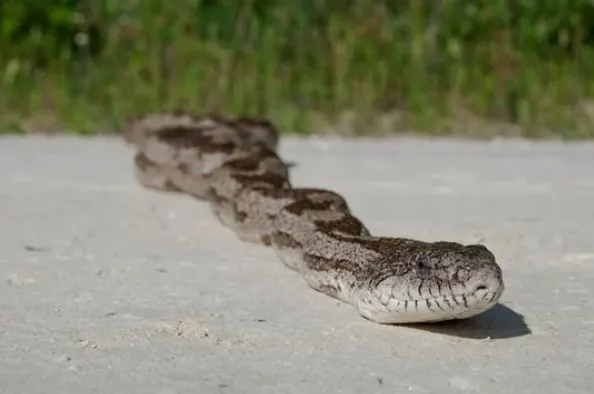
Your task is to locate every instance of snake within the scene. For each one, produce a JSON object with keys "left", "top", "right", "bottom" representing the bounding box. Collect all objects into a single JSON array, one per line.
[{"left": 123, "top": 112, "right": 505, "bottom": 324}]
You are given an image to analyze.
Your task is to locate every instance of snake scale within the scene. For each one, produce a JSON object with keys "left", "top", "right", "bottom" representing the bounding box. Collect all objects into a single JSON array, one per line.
[{"left": 123, "top": 112, "right": 505, "bottom": 324}]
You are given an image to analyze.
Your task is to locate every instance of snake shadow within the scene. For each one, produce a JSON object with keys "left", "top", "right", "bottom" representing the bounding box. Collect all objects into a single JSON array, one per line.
[{"left": 404, "top": 303, "right": 530, "bottom": 340}]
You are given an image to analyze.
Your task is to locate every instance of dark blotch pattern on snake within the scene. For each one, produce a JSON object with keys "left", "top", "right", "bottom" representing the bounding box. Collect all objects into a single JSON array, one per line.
[{"left": 123, "top": 112, "right": 505, "bottom": 324}]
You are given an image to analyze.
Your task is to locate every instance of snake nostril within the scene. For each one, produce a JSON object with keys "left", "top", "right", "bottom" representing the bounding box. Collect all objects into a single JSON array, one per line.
[{"left": 475, "top": 285, "right": 488, "bottom": 292}]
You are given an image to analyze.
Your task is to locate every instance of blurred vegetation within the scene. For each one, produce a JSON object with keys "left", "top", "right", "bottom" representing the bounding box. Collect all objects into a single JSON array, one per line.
[{"left": 1, "top": 0, "right": 594, "bottom": 137}]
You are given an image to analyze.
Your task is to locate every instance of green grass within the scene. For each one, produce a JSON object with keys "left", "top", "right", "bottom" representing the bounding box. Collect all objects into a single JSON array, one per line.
[{"left": 2, "top": 1, "right": 594, "bottom": 138}]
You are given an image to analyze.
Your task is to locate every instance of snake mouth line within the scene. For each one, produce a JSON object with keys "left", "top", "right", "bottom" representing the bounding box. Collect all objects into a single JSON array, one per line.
[
  {"left": 360, "top": 284, "right": 504, "bottom": 324},
  {"left": 392, "top": 285, "right": 503, "bottom": 314}
]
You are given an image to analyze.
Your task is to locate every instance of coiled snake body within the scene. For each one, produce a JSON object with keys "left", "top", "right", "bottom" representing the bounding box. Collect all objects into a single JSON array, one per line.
[{"left": 124, "top": 113, "right": 504, "bottom": 324}]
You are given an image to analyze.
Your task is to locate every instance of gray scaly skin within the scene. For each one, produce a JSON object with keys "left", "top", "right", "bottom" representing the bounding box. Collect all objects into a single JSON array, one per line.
[
  {"left": 205, "top": 148, "right": 292, "bottom": 232},
  {"left": 271, "top": 198, "right": 503, "bottom": 324},
  {"left": 124, "top": 111, "right": 505, "bottom": 325},
  {"left": 124, "top": 112, "right": 279, "bottom": 198}
]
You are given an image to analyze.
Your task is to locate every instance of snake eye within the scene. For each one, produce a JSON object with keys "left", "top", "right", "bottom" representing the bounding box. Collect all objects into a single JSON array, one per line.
[
  {"left": 416, "top": 257, "right": 430, "bottom": 272},
  {"left": 415, "top": 257, "right": 431, "bottom": 278}
]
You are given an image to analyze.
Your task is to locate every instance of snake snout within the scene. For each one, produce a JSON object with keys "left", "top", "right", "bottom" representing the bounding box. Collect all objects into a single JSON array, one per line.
[
  {"left": 471, "top": 263, "right": 504, "bottom": 295},
  {"left": 457, "top": 264, "right": 505, "bottom": 317}
]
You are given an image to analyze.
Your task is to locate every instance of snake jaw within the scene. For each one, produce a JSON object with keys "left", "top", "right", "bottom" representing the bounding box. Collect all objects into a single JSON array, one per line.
[
  {"left": 355, "top": 263, "right": 505, "bottom": 324},
  {"left": 356, "top": 288, "right": 504, "bottom": 325}
]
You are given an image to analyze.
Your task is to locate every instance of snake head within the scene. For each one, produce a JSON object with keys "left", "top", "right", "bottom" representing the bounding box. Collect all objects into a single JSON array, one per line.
[{"left": 356, "top": 239, "right": 505, "bottom": 324}]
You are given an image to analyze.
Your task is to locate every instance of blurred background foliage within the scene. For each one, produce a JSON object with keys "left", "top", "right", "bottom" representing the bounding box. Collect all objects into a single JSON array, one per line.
[{"left": 1, "top": 0, "right": 594, "bottom": 137}]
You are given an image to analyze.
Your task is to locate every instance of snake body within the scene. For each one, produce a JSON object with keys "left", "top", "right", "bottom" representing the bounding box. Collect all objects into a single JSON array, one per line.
[{"left": 124, "top": 112, "right": 505, "bottom": 324}]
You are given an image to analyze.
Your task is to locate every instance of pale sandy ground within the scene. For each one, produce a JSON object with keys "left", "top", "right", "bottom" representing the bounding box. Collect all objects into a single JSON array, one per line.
[{"left": 1, "top": 135, "right": 593, "bottom": 394}]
